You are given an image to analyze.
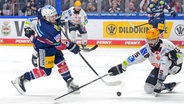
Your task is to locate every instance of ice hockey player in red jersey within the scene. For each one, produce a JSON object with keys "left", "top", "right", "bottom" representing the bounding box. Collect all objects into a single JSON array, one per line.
[{"left": 11, "top": 5, "right": 80, "bottom": 95}]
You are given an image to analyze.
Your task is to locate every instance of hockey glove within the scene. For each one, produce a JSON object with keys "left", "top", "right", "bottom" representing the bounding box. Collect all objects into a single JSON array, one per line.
[
  {"left": 167, "top": 50, "right": 178, "bottom": 61},
  {"left": 170, "top": 11, "right": 176, "bottom": 18},
  {"left": 55, "top": 16, "right": 65, "bottom": 27},
  {"left": 108, "top": 64, "right": 125, "bottom": 76},
  {"left": 24, "top": 27, "right": 35, "bottom": 38},
  {"left": 66, "top": 42, "right": 80, "bottom": 54}
]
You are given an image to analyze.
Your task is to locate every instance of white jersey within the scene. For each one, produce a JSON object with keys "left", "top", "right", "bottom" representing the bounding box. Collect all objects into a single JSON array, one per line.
[
  {"left": 122, "top": 39, "right": 183, "bottom": 80},
  {"left": 61, "top": 7, "right": 88, "bottom": 26}
]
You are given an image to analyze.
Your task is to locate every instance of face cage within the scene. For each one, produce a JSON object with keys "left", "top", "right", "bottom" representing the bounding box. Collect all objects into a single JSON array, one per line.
[
  {"left": 45, "top": 13, "right": 58, "bottom": 23},
  {"left": 145, "top": 38, "right": 159, "bottom": 47}
]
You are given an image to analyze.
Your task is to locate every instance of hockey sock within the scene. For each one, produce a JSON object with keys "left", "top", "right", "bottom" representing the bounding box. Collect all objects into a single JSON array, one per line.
[
  {"left": 57, "top": 60, "right": 72, "bottom": 81},
  {"left": 24, "top": 68, "right": 47, "bottom": 81}
]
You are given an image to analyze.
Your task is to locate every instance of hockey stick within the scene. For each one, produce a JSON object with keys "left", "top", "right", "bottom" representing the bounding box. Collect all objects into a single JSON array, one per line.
[
  {"left": 134, "top": 23, "right": 149, "bottom": 28},
  {"left": 80, "top": 44, "right": 98, "bottom": 52},
  {"left": 78, "top": 52, "right": 122, "bottom": 86},
  {"left": 54, "top": 73, "right": 109, "bottom": 100},
  {"left": 60, "top": 24, "right": 121, "bottom": 86},
  {"left": 134, "top": 17, "right": 165, "bottom": 28},
  {"left": 61, "top": 22, "right": 98, "bottom": 52}
]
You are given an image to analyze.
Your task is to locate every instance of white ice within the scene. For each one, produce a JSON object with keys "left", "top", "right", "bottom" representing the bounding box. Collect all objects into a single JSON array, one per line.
[{"left": 0, "top": 46, "right": 184, "bottom": 104}]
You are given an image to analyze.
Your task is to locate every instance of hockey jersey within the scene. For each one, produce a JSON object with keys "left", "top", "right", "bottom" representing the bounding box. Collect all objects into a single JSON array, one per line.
[
  {"left": 147, "top": 0, "right": 172, "bottom": 20},
  {"left": 61, "top": 7, "right": 88, "bottom": 26},
  {"left": 121, "top": 39, "right": 183, "bottom": 81}
]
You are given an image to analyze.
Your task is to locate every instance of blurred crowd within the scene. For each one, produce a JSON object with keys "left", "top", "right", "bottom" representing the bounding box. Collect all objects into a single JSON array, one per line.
[{"left": 0, "top": 0, "right": 184, "bottom": 16}]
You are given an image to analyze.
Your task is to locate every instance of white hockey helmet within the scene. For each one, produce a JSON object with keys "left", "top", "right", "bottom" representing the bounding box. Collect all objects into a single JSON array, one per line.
[{"left": 41, "top": 5, "right": 57, "bottom": 21}]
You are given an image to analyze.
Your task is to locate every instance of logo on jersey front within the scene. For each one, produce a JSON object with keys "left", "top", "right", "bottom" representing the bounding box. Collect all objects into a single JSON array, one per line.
[
  {"left": 175, "top": 24, "right": 184, "bottom": 36},
  {"left": 54, "top": 34, "right": 61, "bottom": 42},
  {"left": 106, "top": 24, "right": 117, "bottom": 35}
]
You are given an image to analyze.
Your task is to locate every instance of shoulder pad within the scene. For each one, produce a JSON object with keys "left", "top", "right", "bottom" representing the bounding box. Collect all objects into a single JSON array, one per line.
[
  {"left": 149, "top": 4, "right": 154, "bottom": 8},
  {"left": 160, "top": 1, "right": 165, "bottom": 5}
]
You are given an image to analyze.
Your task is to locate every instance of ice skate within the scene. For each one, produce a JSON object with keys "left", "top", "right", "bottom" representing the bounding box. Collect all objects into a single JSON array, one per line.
[
  {"left": 67, "top": 78, "right": 80, "bottom": 94},
  {"left": 11, "top": 75, "right": 27, "bottom": 95},
  {"left": 165, "top": 82, "right": 180, "bottom": 92},
  {"left": 153, "top": 88, "right": 161, "bottom": 97}
]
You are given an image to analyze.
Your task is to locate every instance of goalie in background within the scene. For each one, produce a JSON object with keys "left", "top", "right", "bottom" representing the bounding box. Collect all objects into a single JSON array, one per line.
[
  {"left": 11, "top": 5, "right": 80, "bottom": 95},
  {"left": 108, "top": 28, "right": 183, "bottom": 95},
  {"left": 61, "top": 0, "right": 89, "bottom": 50}
]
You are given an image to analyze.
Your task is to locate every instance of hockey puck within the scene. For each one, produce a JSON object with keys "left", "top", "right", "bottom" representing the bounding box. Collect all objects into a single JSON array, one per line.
[{"left": 117, "top": 91, "right": 121, "bottom": 96}]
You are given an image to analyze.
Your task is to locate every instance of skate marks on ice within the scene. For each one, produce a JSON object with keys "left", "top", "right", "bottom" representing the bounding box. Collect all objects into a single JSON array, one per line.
[{"left": 0, "top": 47, "right": 184, "bottom": 104}]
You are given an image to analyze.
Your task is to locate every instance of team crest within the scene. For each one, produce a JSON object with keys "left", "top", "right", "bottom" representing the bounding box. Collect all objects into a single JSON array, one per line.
[
  {"left": 1, "top": 21, "right": 11, "bottom": 36},
  {"left": 54, "top": 34, "right": 61, "bottom": 42}
]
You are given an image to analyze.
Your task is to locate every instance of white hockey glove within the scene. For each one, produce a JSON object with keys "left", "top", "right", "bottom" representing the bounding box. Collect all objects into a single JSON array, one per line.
[{"left": 108, "top": 64, "right": 126, "bottom": 76}]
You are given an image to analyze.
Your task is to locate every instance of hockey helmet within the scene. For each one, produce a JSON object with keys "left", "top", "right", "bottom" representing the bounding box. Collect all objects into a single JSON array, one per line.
[
  {"left": 146, "top": 28, "right": 159, "bottom": 39},
  {"left": 74, "top": 0, "right": 81, "bottom": 7},
  {"left": 41, "top": 5, "right": 57, "bottom": 21}
]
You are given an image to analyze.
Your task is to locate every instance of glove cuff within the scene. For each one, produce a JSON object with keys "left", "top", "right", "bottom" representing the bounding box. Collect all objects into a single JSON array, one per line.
[{"left": 117, "top": 64, "right": 122, "bottom": 69}]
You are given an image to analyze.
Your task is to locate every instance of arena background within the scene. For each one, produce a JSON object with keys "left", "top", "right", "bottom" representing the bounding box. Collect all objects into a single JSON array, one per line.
[{"left": 0, "top": 0, "right": 184, "bottom": 48}]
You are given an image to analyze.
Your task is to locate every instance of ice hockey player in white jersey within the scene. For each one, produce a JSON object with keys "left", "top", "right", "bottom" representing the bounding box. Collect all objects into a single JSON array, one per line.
[
  {"left": 61, "top": 0, "right": 88, "bottom": 49},
  {"left": 108, "top": 28, "right": 183, "bottom": 96}
]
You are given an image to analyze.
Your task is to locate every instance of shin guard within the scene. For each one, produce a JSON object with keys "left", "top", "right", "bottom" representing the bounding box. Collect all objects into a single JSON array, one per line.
[{"left": 57, "top": 60, "right": 72, "bottom": 81}]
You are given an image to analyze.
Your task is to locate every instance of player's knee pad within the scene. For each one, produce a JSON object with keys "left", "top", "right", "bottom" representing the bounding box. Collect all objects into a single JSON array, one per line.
[
  {"left": 31, "top": 68, "right": 48, "bottom": 79},
  {"left": 144, "top": 83, "right": 154, "bottom": 94}
]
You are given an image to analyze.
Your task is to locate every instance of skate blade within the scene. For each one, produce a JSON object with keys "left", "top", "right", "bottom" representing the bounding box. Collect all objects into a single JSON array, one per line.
[
  {"left": 11, "top": 81, "right": 25, "bottom": 95},
  {"left": 153, "top": 92, "right": 159, "bottom": 97}
]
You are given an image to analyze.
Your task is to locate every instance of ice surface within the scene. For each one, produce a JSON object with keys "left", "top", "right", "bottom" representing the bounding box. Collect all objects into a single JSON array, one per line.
[{"left": 0, "top": 46, "right": 184, "bottom": 104}]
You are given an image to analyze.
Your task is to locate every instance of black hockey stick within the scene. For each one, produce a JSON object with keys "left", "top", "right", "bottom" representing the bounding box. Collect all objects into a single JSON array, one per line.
[
  {"left": 134, "top": 17, "right": 162, "bottom": 28},
  {"left": 54, "top": 73, "right": 109, "bottom": 100},
  {"left": 78, "top": 52, "right": 122, "bottom": 86},
  {"left": 62, "top": 21, "right": 98, "bottom": 52},
  {"left": 61, "top": 25, "right": 121, "bottom": 86},
  {"left": 134, "top": 23, "right": 149, "bottom": 28},
  {"left": 80, "top": 44, "right": 98, "bottom": 52}
]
